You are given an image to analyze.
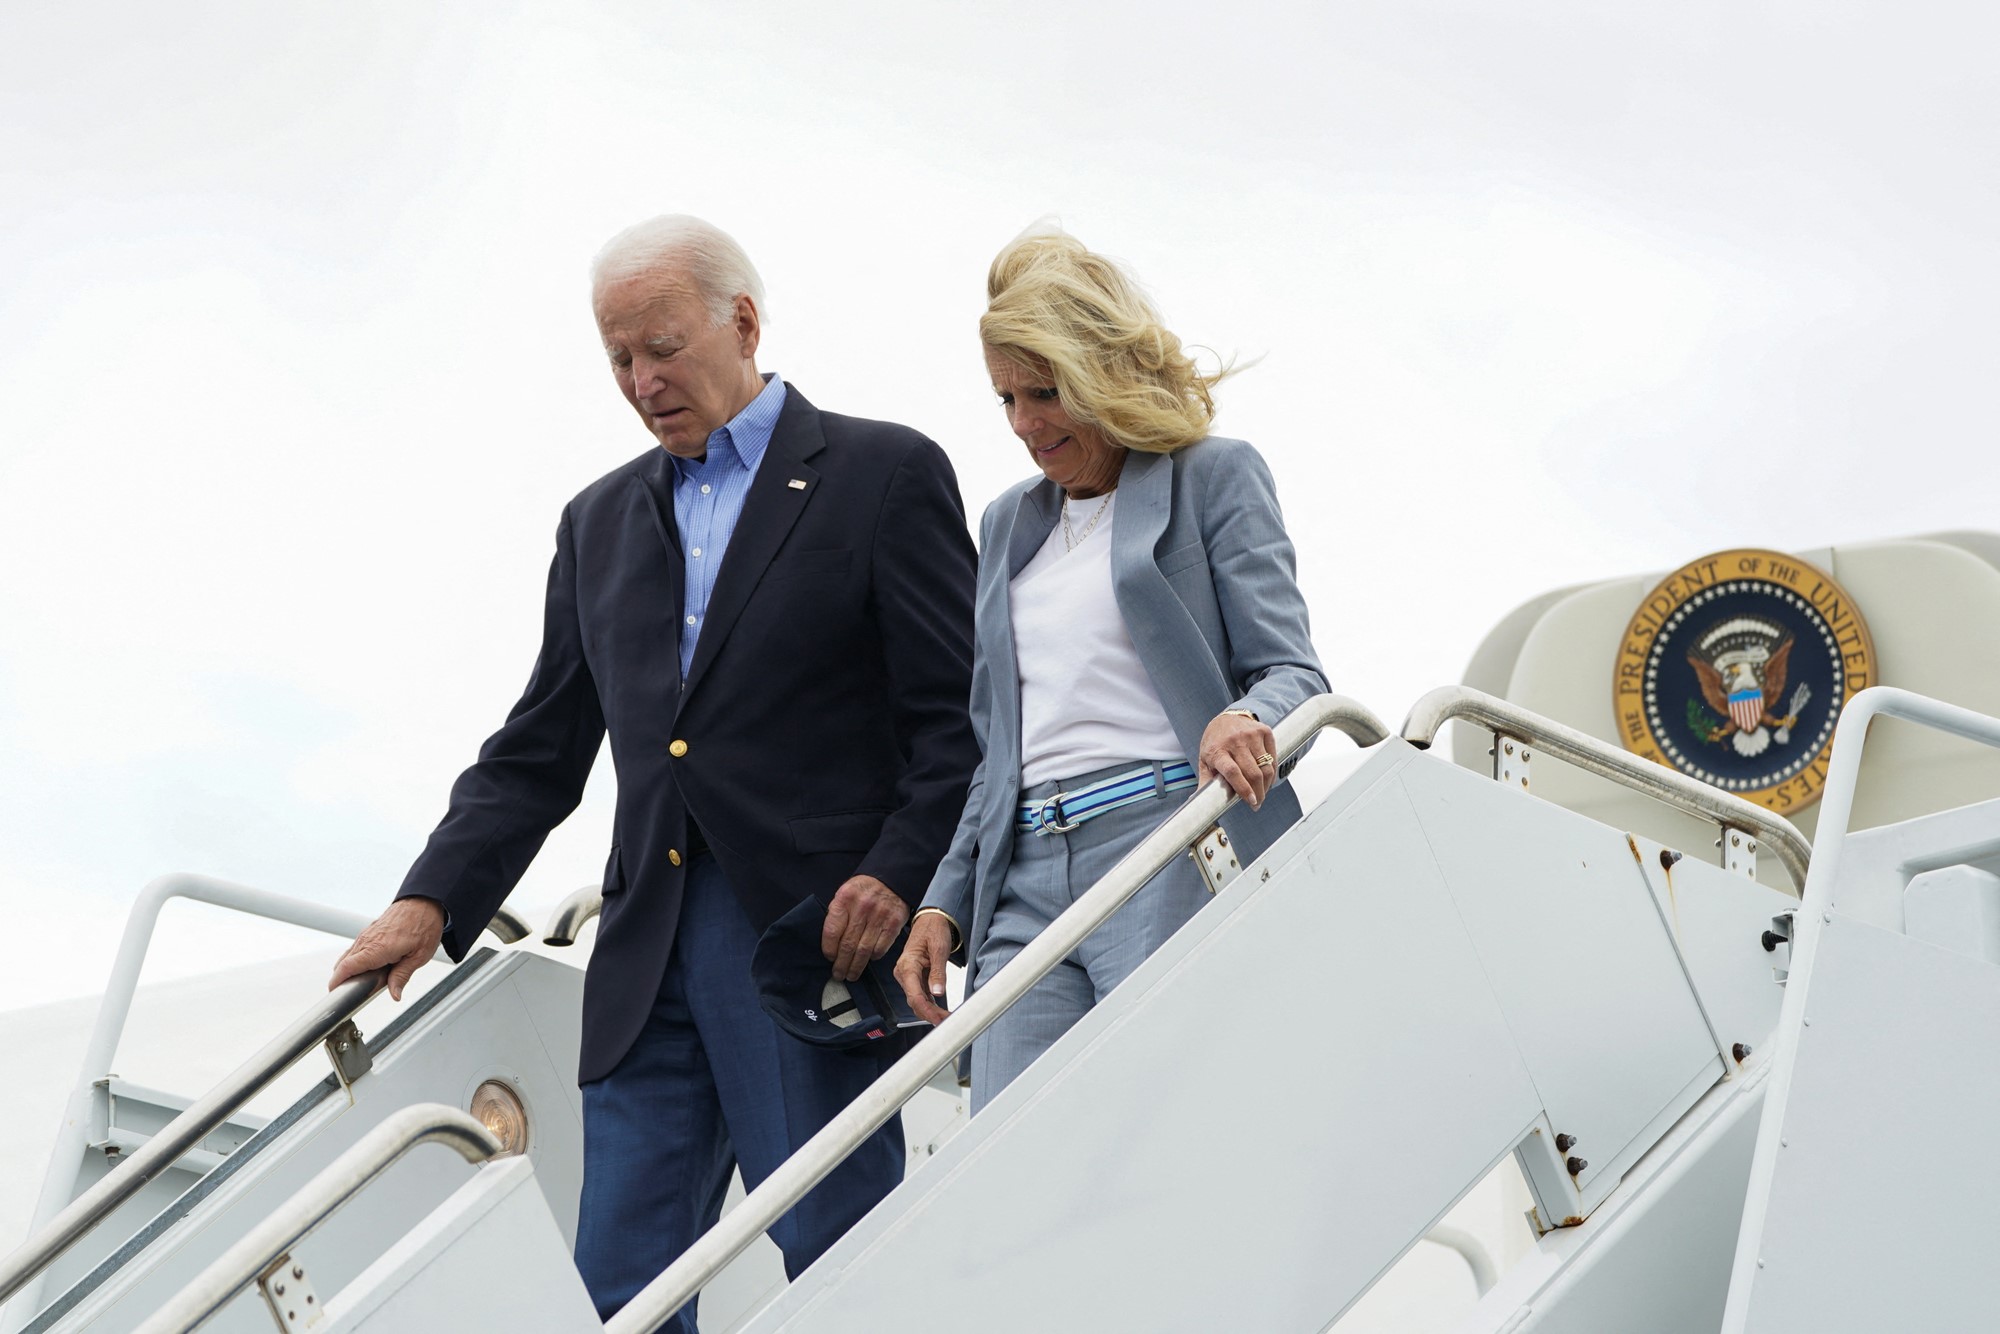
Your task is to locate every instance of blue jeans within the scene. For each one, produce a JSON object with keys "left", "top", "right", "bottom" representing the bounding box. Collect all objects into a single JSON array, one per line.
[
  {"left": 969, "top": 761, "right": 1214, "bottom": 1113},
  {"left": 574, "top": 853, "right": 904, "bottom": 1326}
]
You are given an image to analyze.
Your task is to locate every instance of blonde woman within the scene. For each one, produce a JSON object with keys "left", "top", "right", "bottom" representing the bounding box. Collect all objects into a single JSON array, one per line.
[{"left": 894, "top": 231, "right": 1327, "bottom": 1109}]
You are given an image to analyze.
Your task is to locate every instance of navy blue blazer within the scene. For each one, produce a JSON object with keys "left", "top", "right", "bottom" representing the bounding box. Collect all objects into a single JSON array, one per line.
[{"left": 395, "top": 386, "right": 979, "bottom": 1082}]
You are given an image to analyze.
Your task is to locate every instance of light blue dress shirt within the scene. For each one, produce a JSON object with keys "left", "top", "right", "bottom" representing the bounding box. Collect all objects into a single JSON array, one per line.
[{"left": 672, "top": 373, "right": 787, "bottom": 678}]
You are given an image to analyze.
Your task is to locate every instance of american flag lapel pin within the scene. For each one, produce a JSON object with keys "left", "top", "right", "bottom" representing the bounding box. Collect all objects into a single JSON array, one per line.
[{"left": 787, "top": 478, "right": 808, "bottom": 490}]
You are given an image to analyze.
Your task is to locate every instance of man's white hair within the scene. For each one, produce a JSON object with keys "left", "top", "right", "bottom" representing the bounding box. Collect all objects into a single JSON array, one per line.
[{"left": 590, "top": 215, "right": 767, "bottom": 326}]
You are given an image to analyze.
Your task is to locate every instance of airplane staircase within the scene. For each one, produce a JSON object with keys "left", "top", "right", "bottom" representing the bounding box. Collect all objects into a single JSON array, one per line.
[
  {"left": 10, "top": 687, "right": 1998, "bottom": 1332},
  {"left": 722, "top": 689, "right": 1803, "bottom": 1334}
]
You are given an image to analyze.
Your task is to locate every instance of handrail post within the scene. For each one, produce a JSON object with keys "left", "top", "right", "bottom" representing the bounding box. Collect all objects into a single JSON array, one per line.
[
  {"left": 605, "top": 693, "right": 1389, "bottom": 1334},
  {"left": 486, "top": 903, "right": 534, "bottom": 944},
  {"left": 132, "top": 1104, "right": 501, "bottom": 1334},
  {"left": 5, "top": 875, "right": 377, "bottom": 1330},
  {"left": 1400, "top": 685, "right": 1813, "bottom": 892},
  {"left": 6, "top": 869, "right": 543, "bottom": 1331},
  {"left": 542, "top": 885, "right": 604, "bottom": 947},
  {"left": 0, "top": 968, "right": 389, "bottom": 1314},
  {"left": 1725, "top": 687, "right": 2000, "bottom": 1330}
]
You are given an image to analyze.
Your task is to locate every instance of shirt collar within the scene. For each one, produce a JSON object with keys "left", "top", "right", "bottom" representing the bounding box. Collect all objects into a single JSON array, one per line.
[{"left": 673, "top": 373, "right": 786, "bottom": 482}]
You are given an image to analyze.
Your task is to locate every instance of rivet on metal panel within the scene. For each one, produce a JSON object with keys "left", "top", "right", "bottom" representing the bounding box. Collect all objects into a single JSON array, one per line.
[
  {"left": 258, "top": 1252, "right": 323, "bottom": 1331},
  {"left": 1761, "top": 931, "right": 1785, "bottom": 952},
  {"left": 1659, "top": 848, "right": 1682, "bottom": 870},
  {"left": 1732, "top": 1042, "right": 1752, "bottom": 1062},
  {"left": 322, "top": 1019, "right": 372, "bottom": 1095},
  {"left": 1555, "top": 1133, "right": 1577, "bottom": 1152},
  {"left": 1721, "top": 824, "right": 1757, "bottom": 878},
  {"left": 1566, "top": 1156, "right": 1587, "bottom": 1175},
  {"left": 1190, "top": 826, "right": 1241, "bottom": 895}
]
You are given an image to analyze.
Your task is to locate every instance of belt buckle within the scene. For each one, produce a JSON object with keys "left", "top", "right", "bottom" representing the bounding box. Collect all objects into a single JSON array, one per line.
[{"left": 1034, "top": 790, "right": 1080, "bottom": 835}]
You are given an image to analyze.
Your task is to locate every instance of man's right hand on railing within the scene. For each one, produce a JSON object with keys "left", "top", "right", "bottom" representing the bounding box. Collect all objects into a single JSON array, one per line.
[{"left": 329, "top": 897, "right": 445, "bottom": 1001}]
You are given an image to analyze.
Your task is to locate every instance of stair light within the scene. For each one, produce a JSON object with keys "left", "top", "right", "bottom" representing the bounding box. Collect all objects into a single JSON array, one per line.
[{"left": 470, "top": 1080, "right": 530, "bottom": 1157}]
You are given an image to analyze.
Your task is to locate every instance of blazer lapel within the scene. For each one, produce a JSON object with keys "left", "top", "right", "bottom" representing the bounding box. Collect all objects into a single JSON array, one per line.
[
  {"left": 1112, "top": 449, "right": 1219, "bottom": 755},
  {"left": 678, "top": 392, "right": 825, "bottom": 706},
  {"left": 1109, "top": 449, "right": 1172, "bottom": 591},
  {"left": 630, "top": 451, "right": 685, "bottom": 597},
  {"left": 979, "top": 483, "right": 1058, "bottom": 798},
  {"left": 1008, "top": 481, "right": 1061, "bottom": 576}
]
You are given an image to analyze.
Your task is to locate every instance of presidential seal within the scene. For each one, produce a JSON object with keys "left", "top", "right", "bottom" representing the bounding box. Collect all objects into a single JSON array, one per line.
[{"left": 1613, "top": 549, "right": 1875, "bottom": 812}]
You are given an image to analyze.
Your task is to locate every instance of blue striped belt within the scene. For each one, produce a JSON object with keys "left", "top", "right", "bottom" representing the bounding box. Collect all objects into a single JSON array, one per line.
[{"left": 1016, "top": 760, "right": 1198, "bottom": 836}]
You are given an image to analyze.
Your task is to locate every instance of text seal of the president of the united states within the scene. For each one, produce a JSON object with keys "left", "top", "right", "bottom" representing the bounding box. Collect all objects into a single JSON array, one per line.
[{"left": 1613, "top": 548, "right": 1875, "bottom": 812}]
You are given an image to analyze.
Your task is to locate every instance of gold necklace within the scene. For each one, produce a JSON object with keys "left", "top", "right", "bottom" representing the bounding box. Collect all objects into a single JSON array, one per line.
[{"left": 1061, "top": 491, "right": 1114, "bottom": 552}]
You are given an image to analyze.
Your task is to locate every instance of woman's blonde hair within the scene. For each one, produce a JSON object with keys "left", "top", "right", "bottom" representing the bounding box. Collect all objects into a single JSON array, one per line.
[{"left": 981, "top": 229, "right": 1229, "bottom": 454}]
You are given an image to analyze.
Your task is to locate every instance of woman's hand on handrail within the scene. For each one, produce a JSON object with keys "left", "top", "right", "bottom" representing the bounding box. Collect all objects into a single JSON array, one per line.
[
  {"left": 1198, "top": 710, "right": 1279, "bottom": 811},
  {"left": 895, "top": 912, "right": 955, "bottom": 1026}
]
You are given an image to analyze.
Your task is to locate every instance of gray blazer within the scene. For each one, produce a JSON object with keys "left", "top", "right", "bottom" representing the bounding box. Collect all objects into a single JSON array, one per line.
[{"left": 921, "top": 436, "right": 1328, "bottom": 972}]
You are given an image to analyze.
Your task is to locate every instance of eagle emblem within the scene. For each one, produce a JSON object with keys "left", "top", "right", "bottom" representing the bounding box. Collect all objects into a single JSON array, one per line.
[
  {"left": 1686, "top": 617, "right": 1811, "bottom": 758},
  {"left": 1613, "top": 548, "right": 1875, "bottom": 813}
]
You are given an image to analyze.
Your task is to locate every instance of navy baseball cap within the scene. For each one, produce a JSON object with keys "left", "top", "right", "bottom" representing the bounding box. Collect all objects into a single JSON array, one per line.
[{"left": 752, "top": 897, "right": 928, "bottom": 1048}]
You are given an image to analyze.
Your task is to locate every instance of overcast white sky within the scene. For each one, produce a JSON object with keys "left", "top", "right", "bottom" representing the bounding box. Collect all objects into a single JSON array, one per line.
[{"left": 2, "top": 0, "right": 1994, "bottom": 1013}]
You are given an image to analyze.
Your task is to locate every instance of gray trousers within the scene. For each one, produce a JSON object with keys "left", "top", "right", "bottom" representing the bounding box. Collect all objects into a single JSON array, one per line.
[{"left": 969, "top": 761, "right": 1214, "bottom": 1113}]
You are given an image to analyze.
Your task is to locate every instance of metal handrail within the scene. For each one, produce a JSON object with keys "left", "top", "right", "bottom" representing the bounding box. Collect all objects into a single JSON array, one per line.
[
  {"left": 132, "top": 1104, "right": 502, "bottom": 1334},
  {"left": 606, "top": 692, "right": 1390, "bottom": 1333},
  {"left": 1401, "top": 685, "right": 1813, "bottom": 891},
  {"left": 1793, "top": 686, "right": 2000, "bottom": 919},
  {"left": 0, "top": 971, "right": 387, "bottom": 1307},
  {"left": 542, "top": 885, "right": 603, "bottom": 946},
  {"left": 3, "top": 871, "right": 541, "bottom": 1329},
  {"left": 1725, "top": 687, "right": 2000, "bottom": 1324},
  {"left": 488, "top": 903, "right": 533, "bottom": 944}
]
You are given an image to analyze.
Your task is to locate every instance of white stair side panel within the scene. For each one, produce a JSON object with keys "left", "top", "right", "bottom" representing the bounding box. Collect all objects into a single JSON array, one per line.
[
  {"left": 1460, "top": 1062, "right": 1769, "bottom": 1334},
  {"left": 41, "top": 953, "right": 584, "bottom": 1333},
  {"left": 1816, "top": 792, "right": 2000, "bottom": 935},
  {"left": 1400, "top": 761, "right": 1724, "bottom": 1208},
  {"left": 317, "top": 1157, "right": 597, "bottom": 1332},
  {"left": 1734, "top": 916, "right": 2000, "bottom": 1334},
  {"left": 1626, "top": 834, "right": 1793, "bottom": 1069},
  {"left": 748, "top": 747, "right": 1547, "bottom": 1334}
]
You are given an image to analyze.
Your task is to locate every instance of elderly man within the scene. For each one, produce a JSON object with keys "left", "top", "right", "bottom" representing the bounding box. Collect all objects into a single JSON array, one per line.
[{"left": 329, "top": 215, "right": 978, "bottom": 1324}]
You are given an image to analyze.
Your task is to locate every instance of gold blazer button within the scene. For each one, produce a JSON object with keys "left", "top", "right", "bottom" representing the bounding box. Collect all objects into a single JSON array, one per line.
[
  {"left": 669, "top": 739, "right": 688, "bottom": 757},
  {"left": 668, "top": 849, "right": 682, "bottom": 866}
]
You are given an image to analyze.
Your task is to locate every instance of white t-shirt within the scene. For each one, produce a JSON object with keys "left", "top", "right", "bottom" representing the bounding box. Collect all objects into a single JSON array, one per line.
[{"left": 1009, "top": 491, "right": 1186, "bottom": 787}]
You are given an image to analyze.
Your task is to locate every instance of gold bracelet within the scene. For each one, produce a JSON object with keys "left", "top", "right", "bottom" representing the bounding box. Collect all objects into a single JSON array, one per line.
[
  {"left": 1223, "top": 708, "right": 1259, "bottom": 722},
  {"left": 912, "top": 906, "right": 963, "bottom": 953}
]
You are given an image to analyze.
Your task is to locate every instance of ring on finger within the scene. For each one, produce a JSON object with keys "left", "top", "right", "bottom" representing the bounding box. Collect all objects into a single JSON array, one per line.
[{"left": 1254, "top": 752, "right": 1276, "bottom": 768}]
